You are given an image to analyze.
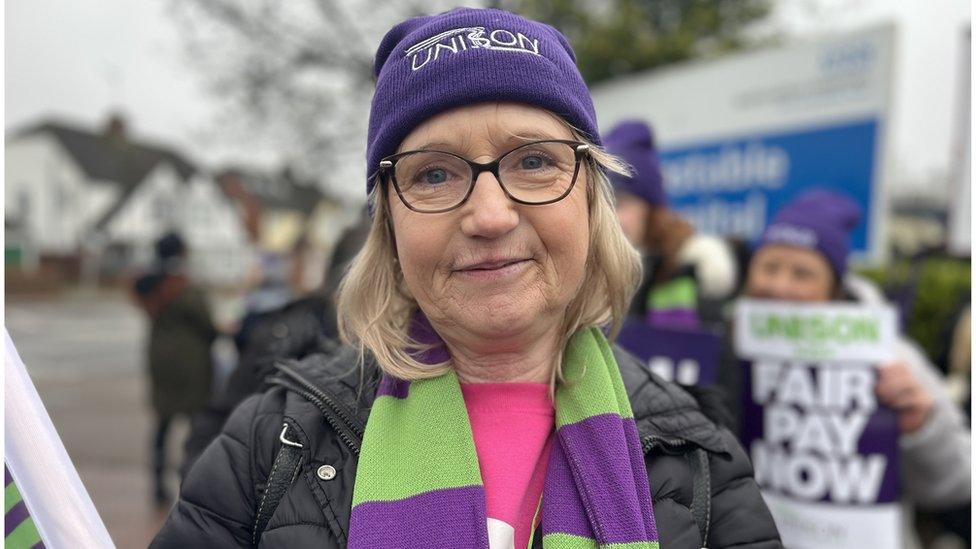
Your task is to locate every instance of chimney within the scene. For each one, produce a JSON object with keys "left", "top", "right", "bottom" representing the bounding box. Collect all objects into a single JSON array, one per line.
[{"left": 103, "top": 113, "right": 127, "bottom": 142}]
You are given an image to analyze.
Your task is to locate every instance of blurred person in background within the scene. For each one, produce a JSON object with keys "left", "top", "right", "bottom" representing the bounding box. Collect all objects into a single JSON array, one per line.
[
  {"left": 604, "top": 120, "right": 738, "bottom": 330},
  {"left": 153, "top": 8, "right": 781, "bottom": 548},
  {"left": 132, "top": 232, "right": 217, "bottom": 506},
  {"left": 180, "top": 214, "right": 371, "bottom": 477},
  {"left": 725, "top": 190, "right": 971, "bottom": 547},
  {"left": 235, "top": 250, "right": 296, "bottom": 352}
]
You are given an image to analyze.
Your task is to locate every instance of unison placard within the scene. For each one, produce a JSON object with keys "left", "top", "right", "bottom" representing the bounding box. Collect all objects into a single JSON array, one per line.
[{"left": 734, "top": 300, "right": 902, "bottom": 549}]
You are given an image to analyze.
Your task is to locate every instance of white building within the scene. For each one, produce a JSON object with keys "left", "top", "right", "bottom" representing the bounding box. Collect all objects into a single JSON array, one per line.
[
  {"left": 215, "top": 167, "right": 359, "bottom": 293},
  {"left": 5, "top": 116, "right": 253, "bottom": 286}
]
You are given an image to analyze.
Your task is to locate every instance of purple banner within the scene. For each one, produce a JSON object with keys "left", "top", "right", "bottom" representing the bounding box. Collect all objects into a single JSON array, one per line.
[
  {"left": 617, "top": 321, "right": 722, "bottom": 386},
  {"left": 741, "top": 360, "right": 900, "bottom": 504}
]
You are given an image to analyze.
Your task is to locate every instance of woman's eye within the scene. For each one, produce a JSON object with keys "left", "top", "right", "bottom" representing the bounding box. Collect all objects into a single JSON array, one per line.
[
  {"left": 422, "top": 168, "right": 448, "bottom": 184},
  {"left": 792, "top": 267, "right": 813, "bottom": 281},
  {"left": 520, "top": 155, "right": 545, "bottom": 170}
]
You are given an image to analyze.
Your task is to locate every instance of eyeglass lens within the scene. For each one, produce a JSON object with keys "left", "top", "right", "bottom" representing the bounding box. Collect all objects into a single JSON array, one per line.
[{"left": 391, "top": 141, "right": 579, "bottom": 212}]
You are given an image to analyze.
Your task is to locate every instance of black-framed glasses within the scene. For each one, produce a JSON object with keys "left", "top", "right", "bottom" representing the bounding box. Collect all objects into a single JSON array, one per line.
[{"left": 378, "top": 139, "right": 590, "bottom": 214}]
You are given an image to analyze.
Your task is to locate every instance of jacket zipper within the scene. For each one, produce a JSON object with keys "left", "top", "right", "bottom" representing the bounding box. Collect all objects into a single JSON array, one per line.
[
  {"left": 271, "top": 377, "right": 363, "bottom": 455},
  {"left": 271, "top": 362, "right": 365, "bottom": 455},
  {"left": 642, "top": 434, "right": 693, "bottom": 454}
]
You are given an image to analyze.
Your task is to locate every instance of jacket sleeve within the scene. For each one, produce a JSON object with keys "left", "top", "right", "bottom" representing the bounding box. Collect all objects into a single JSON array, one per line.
[
  {"left": 151, "top": 391, "right": 284, "bottom": 548},
  {"left": 895, "top": 338, "right": 972, "bottom": 509},
  {"left": 706, "top": 428, "right": 784, "bottom": 549}
]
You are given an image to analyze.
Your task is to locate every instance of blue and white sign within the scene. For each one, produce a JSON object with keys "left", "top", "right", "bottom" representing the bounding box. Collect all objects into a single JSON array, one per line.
[
  {"left": 660, "top": 119, "right": 879, "bottom": 252},
  {"left": 592, "top": 25, "right": 894, "bottom": 261}
]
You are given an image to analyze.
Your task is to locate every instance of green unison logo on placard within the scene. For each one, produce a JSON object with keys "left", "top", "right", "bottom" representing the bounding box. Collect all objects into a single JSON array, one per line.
[{"left": 749, "top": 312, "right": 881, "bottom": 346}]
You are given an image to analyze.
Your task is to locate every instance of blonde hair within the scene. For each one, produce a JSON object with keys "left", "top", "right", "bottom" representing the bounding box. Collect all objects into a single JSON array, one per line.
[{"left": 337, "top": 131, "right": 642, "bottom": 381}]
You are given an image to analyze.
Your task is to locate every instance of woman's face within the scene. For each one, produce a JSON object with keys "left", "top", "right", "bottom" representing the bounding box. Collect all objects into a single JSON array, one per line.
[
  {"left": 388, "top": 103, "right": 590, "bottom": 345},
  {"left": 745, "top": 245, "right": 835, "bottom": 302}
]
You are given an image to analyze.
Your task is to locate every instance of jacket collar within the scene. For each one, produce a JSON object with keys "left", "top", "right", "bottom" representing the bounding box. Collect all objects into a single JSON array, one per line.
[{"left": 276, "top": 343, "right": 727, "bottom": 455}]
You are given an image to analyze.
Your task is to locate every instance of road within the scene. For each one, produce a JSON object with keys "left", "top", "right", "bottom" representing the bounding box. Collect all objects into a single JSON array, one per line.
[{"left": 7, "top": 291, "right": 188, "bottom": 548}]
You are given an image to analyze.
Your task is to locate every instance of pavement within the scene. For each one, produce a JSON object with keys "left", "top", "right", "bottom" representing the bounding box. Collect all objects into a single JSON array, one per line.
[{"left": 7, "top": 290, "right": 189, "bottom": 548}]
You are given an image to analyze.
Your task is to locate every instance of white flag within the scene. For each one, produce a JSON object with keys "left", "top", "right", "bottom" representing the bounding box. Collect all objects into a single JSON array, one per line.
[{"left": 4, "top": 329, "right": 116, "bottom": 548}]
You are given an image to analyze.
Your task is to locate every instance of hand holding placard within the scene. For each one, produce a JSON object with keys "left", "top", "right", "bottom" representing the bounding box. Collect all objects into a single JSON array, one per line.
[{"left": 875, "top": 361, "right": 935, "bottom": 433}]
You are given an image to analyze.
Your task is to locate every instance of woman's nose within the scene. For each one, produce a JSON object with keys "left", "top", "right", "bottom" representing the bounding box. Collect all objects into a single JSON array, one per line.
[
  {"left": 766, "top": 272, "right": 799, "bottom": 300},
  {"left": 459, "top": 171, "right": 519, "bottom": 238},
  {"left": 750, "top": 270, "right": 789, "bottom": 300}
]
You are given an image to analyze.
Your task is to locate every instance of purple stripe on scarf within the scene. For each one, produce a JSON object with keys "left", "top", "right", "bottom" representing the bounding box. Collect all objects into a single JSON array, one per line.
[
  {"left": 348, "top": 485, "right": 489, "bottom": 549},
  {"left": 646, "top": 308, "right": 699, "bottom": 330},
  {"left": 624, "top": 420, "right": 659, "bottom": 539},
  {"left": 408, "top": 311, "right": 451, "bottom": 364},
  {"left": 376, "top": 375, "right": 411, "bottom": 399},
  {"left": 32, "top": 542, "right": 46, "bottom": 549},
  {"left": 5, "top": 466, "right": 12, "bottom": 486},
  {"left": 541, "top": 437, "right": 594, "bottom": 539},
  {"left": 546, "top": 413, "right": 656, "bottom": 544},
  {"left": 412, "top": 344, "right": 450, "bottom": 365},
  {"left": 5, "top": 500, "right": 30, "bottom": 536}
]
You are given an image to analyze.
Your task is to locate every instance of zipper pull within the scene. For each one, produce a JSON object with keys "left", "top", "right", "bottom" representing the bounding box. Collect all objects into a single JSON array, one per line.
[{"left": 279, "top": 423, "right": 304, "bottom": 448}]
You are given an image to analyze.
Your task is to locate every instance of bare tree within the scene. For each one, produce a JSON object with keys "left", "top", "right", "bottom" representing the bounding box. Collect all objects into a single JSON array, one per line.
[
  {"left": 168, "top": 0, "right": 474, "bottom": 202},
  {"left": 499, "top": 0, "right": 773, "bottom": 85},
  {"left": 170, "top": 0, "right": 772, "bottom": 201}
]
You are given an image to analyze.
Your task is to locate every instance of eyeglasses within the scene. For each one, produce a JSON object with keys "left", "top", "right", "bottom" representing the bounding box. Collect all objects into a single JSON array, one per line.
[{"left": 378, "top": 140, "right": 590, "bottom": 214}]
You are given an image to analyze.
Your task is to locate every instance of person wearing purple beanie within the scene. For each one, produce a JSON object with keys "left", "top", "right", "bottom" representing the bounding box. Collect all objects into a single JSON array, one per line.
[
  {"left": 748, "top": 189, "right": 861, "bottom": 300},
  {"left": 604, "top": 120, "right": 739, "bottom": 330},
  {"left": 152, "top": 8, "right": 781, "bottom": 549},
  {"left": 734, "top": 189, "right": 970, "bottom": 546}
]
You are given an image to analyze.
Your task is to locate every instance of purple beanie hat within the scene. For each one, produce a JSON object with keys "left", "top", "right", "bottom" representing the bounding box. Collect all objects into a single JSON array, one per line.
[
  {"left": 603, "top": 120, "right": 667, "bottom": 207},
  {"left": 366, "top": 8, "right": 601, "bottom": 195},
  {"left": 759, "top": 190, "right": 862, "bottom": 276}
]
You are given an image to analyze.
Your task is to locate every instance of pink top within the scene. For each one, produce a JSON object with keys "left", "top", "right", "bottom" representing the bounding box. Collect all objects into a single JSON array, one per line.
[{"left": 461, "top": 382, "right": 555, "bottom": 549}]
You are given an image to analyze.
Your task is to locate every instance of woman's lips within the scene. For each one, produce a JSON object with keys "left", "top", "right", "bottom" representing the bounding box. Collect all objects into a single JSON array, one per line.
[{"left": 454, "top": 258, "right": 531, "bottom": 282}]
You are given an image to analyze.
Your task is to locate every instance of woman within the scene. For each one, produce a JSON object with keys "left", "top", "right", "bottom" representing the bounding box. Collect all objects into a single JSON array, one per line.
[
  {"left": 603, "top": 120, "right": 738, "bottom": 330},
  {"left": 732, "top": 190, "right": 970, "bottom": 543},
  {"left": 132, "top": 232, "right": 217, "bottom": 504},
  {"left": 152, "top": 8, "right": 780, "bottom": 549}
]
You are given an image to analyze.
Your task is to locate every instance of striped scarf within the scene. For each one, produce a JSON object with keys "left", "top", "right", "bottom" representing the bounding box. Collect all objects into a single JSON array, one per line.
[
  {"left": 646, "top": 275, "right": 700, "bottom": 330},
  {"left": 5, "top": 467, "right": 44, "bottom": 549},
  {"left": 348, "top": 324, "right": 659, "bottom": 549}
]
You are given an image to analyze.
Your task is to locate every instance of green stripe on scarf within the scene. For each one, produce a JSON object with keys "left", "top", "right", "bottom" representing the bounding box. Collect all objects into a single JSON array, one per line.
[
  {"left": 5, "top": 478, "right": 42, "bottom": 548},
  {"left": 647, "top": 276, "right": 697, "bottom": 311},
  {"left": 555, "top": 328, "right": 634, "bottom": 426},
  {"left": 5, "top": 482, "right": 22, "bottom": 513},
  {"left": 7, "top": 520, "right": 43, "bottom": 549},
  {"left": 352, "top": 371, "right": 482, "bottom": 505},
  {"left": 542, "top": 533, "right": 661, "bottom": 549}
]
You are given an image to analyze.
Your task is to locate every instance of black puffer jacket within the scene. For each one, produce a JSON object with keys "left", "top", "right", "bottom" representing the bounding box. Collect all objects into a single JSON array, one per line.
[
  {"left": 181, "top": 295, "right": 338, "bottom": 478},
  {"left": 152, "top": 346, "right": 782, "bottom": 548}
]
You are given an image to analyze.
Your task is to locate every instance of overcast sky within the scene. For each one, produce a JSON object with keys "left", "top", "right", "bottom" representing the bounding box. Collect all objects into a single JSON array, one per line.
[
  {"left": 6, "top": 1, "right": 219, "bottom": 156},
  {"left": 5, "top": 0, "right": 971, "bottom": 196}
]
